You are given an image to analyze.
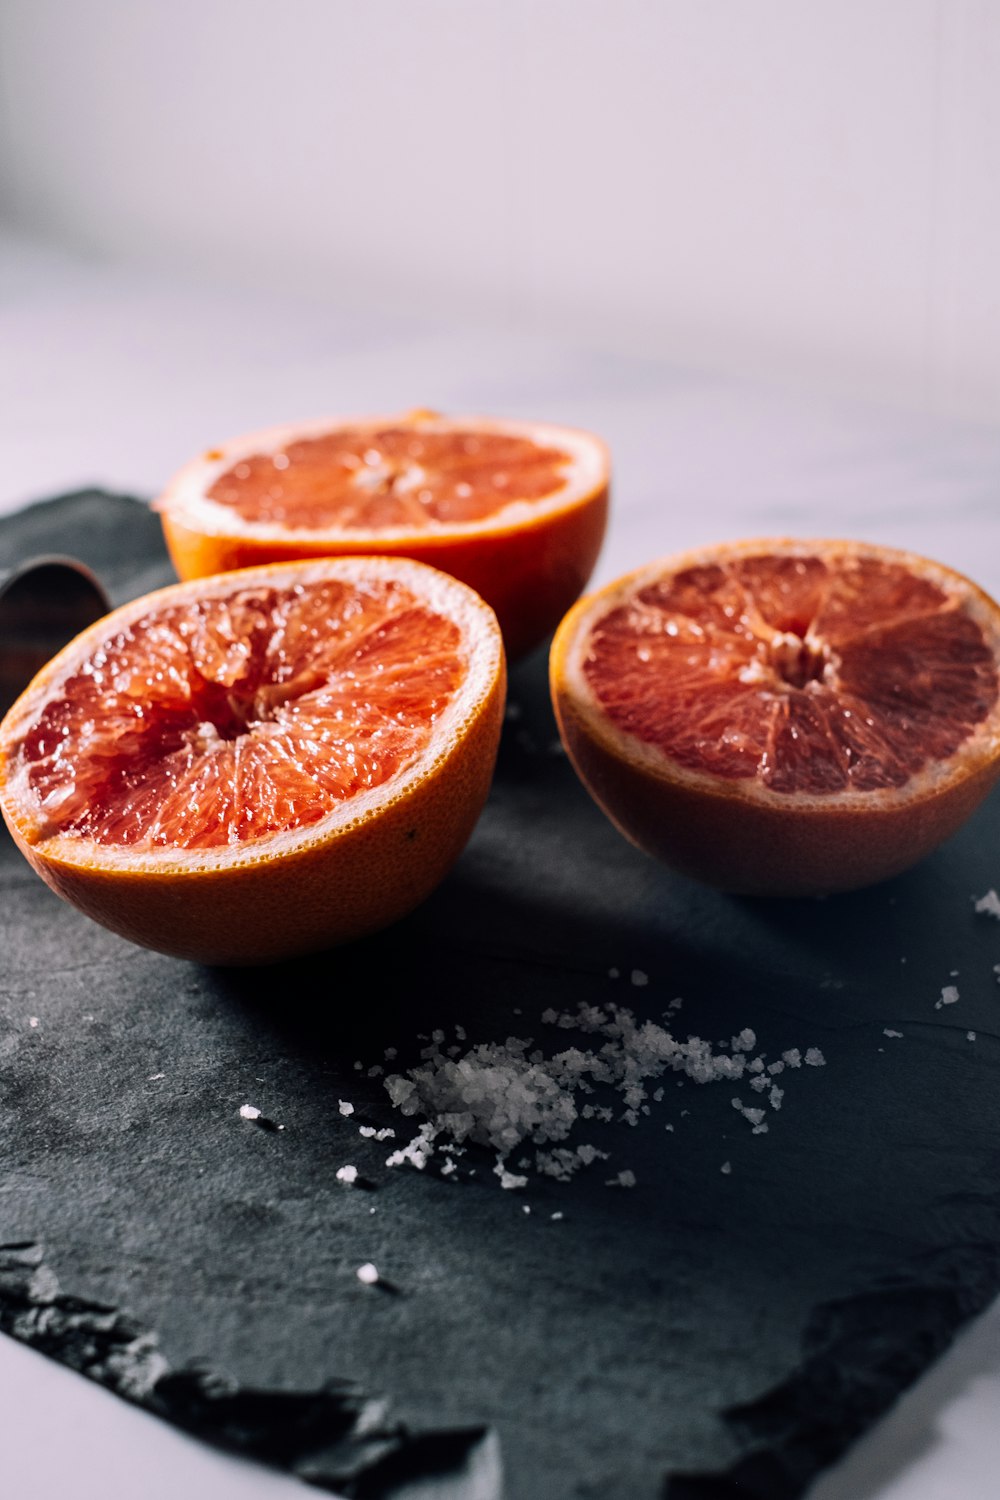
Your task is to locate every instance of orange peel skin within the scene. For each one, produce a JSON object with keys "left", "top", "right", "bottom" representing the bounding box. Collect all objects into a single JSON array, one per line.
[
  {"left": 156, "top": 412, "right": 610, "bottom": 661},
  {"left": 0, "top": 557, "right": 506, "bottom": 965},
  {"left": 550, "top": 539, "right": 1000, "bottom": 897}
]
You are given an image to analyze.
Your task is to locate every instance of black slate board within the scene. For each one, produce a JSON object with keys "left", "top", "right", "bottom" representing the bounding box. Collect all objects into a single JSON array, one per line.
[{"left": 2, "top": 492, "right": 1000, "bottom": 1499}]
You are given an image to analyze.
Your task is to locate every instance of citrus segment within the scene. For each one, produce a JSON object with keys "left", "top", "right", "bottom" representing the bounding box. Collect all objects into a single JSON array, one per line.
[
  {"left": 551, "top": 540, "right": 1000, "bottom": 896},
  {"left": 156, "top": 411, "right": 610, "bottom": 659},
  {"left": 0, "top": 557, "right": 505, "bottom": 963}
]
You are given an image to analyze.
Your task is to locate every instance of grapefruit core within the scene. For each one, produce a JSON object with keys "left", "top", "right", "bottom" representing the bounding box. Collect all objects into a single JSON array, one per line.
[
  {"left": 156, "top": 410, "right": 610, "bottom": 660},
  {"left": 0, "top": 557, "right": 505, "bottom": 964},
  {"left": 550, "top": 538, "right": 1000, "bottom": 896}
]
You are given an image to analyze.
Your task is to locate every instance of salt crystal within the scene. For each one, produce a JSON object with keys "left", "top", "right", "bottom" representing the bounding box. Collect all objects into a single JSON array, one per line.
[
  {"left": 935, "top": 986, "right": 959, "bottom": 1010},
  {"left": 495, "top": 1161, "right": 528, "bottom": 1191},
  {"left": 782, "top": 1049, "right": 802, "bottom": 1068},
  {"left": 608, "top": 967, "right": 620, "bottom": 979},
  {"left": 522, "top": 1204, "right": 531, "bottom": 1214},
  {"left": 359, "top": 1126, "right": 376, "bottom": 1138},
  {"left": 766, "top": 1061, "right": 784, "bottom": 1076},
  {"left": 967, "top": 1031, "right": 977, "bottom": 1042},
  {"left": 631, "top": 970, "right": 648, "bottom": 987},
  {"left": 551, "top": 1211, "right": 564, "bottom": 1221},
  {"left": 769, "top": 1087, "right": 784, "bottom": 1110},
  {"left": 804, "top": 1048, "right": 825, "bottom": 1066},
  {"left": 732, "top": 1029, "right": 756, "bottom": 1053},
  {"left": 384, "top": 1047, "right": 398, "bottom": 1061},
  {"left": 28, "top": 1017, "right": 39, "bottom": 1029},
  {"left": 652, "top": 1087, "right": 664, "bottom": 1102},
  {"left": 883, "top": 1029, "right": 903, "bottom": 1039},
  {"left": 239, "top": 1104, "right": 261, "bottom": 1120},
  {"left": 367, "top": 1065, "right": 384, "bottom": 1078},
  {"left": 975, "top": 889, "right": 1000, "bottom": 920},
  {"left": 336, "top": 1165, "right": 358, "bottom": 1184},
  {"left": 338, "top": 1100, "right": 355, "bottom": 1116},
  {"left": 720, "top": 1161, "right": 732, "bottom": 1175},
  {"left": 356, "top": 1263, "right": 379, "bottom": 1285},
  {"left": 606, "top": 1170, "right": 636, "bottom": 1188}
]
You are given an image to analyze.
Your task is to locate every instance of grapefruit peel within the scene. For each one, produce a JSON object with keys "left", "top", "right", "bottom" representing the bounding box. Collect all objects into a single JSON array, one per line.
[
  {"left": 0, "top": 557, "right": 506, "bottom": 964},
  {"left": 550, "top": 538, "right": 1000, "bottom": 896}
]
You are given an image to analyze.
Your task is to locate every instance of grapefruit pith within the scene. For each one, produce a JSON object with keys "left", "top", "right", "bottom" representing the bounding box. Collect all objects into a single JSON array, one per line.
[
  {"left": 156, "top": 410, "right": 610, "bottom": 659},
  {"left": 0, "top": 557, "right": 505, "bottom": 963},
  {"left": 550, "top": 539, "right": 1000, "bottom": 896}
]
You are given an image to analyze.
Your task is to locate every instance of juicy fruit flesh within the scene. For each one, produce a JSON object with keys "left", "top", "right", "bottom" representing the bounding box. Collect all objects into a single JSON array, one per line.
[
  {"left": 584, "top": 553, "right": 999, "bottom": 795},
  {"left": 15, "top": 578, "right": 463, "bottom": 850},
  {"left": 206, "top": 425, "right": 573, "bottom": 531}
]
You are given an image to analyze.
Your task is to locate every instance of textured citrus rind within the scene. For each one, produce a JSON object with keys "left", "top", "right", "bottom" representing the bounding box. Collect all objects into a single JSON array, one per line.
[
  {"left": 550, "top": 538, "right": 1000, "bottom": 896},
  {"left": 157, "top": 413, "right": 610, "bottom": 660},
  {"left": 0, "top": 557, "right": 506, "bottom": 962}
]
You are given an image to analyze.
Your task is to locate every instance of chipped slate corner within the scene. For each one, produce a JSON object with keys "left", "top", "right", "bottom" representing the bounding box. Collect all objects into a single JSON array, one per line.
[
  {"left": 665, "top": 1238, "right": 1000, "bottom": 1500},
  {"left": 0, "top": 1241, "right": 498, "bottom": 1499}
]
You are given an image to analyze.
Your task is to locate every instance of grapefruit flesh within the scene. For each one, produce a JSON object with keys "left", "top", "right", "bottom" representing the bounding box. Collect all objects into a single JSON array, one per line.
[
  {"left": 0, "top": 558, "right": 505, "bottom": 963},
  {"left": 156, "top": 411, "right": 610, "bottom": 660},
  {"left": 551, "top": 540, "right": 1000, "bottom": 895}
]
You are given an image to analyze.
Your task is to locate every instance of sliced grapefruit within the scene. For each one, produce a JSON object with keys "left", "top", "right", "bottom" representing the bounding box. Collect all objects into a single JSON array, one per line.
[
  {"left": 0, "top": 557, "right": 505, "bottom": 963},
  {"left": 156, "top": 410, "right": 610, "bottom": 660},
  {"left": 550, "top": 539, "right": 1000, "bottom": 896}
]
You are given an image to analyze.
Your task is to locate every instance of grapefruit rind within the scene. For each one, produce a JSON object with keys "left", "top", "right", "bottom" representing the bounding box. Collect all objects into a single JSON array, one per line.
[
  {"left": 0, "top": 557, "right": 506, "bottom": 963},
  {"left": 157, "top": 413, "right": 609, "bottom": 544},
  {"left": 550, "top": 539, "right": 1000, "bottom": 896},
  {"left": 155, "top": 412, "right": 610, "bottom": 661}
]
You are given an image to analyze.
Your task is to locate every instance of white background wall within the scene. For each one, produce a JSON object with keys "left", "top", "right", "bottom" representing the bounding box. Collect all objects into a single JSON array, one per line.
[{"left": 1, "top": 0, "right": 998, "bottom": 424}]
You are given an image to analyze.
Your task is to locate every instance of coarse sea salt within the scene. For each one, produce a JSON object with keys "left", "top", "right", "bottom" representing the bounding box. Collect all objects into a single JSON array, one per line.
[
  {"left": 973, "top": 889, "right": 1000, "bottom": 920},
  {"left": 369, "top": 1000, "right": 825, "bottom": 1190},
  {"left": 935, "top": 986, "right": 960, "bottom": 1010}
]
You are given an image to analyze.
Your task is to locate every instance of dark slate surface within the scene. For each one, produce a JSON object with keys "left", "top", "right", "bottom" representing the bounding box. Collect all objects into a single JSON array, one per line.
[{"left": 1, "top": 492, "right": 999, "bottom": 1499}]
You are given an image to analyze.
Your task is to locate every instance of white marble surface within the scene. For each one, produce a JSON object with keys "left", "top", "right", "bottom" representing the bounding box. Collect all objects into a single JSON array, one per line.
[{"left": 1, "top": 232, "right": 999, "bottom": 1499}]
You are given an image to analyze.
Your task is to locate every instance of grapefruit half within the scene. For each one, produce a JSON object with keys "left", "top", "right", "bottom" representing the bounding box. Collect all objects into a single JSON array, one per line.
[
  {"left": 550, "top": 538, "right": 1000, "bottom": 896},
  {"left": 156, "top": 410, "right": 610, "bottom": 659},
  {"left": 0, "top": 557, "right": 505, "bottom": 963}
]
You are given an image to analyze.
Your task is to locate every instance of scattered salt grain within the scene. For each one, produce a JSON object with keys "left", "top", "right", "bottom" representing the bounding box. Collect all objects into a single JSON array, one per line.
[
  {"left": 336, "top": 1165, "right": 359, "bottom": 1185},
  {"left": 28, "top": 1017, "right": 39, "bottom": 1029},
  {"left": 606, "top": 1170, "right": 636, "bottom": 1188},
  {"left": 608, "top": 967, "right": 620, "bottom": 979},
  {"left": 631, "top": 970, "right": 648, "bottom": 987},
  {"left": 551, "top": 1211, "right": 564, "bottom": 1221},
  {"left": 974, "top": 889, "right": 1000, "bottom": 920},
  {"left": 495, "top": 1161, "right": 529, "bottom": 1191},
  {"left": 356, "top": 1263, "right": 380, "bottom": 1285},
  {"left": 522, "top": 1204, "right": 531, "bottom": 1214},
  {"left": 883, "top": 1029, "right": 903, "bottom": 1039},
  {"left": 384, "top": 1047, "right": 397, "bottom": 1061},
  {"left": 239, "top": 1104, "right": 261, "bottom": 1120},
  {"left": 367, "top": 1065, "right": 384, "bottom": 1078},
  {"left": 359, "top": 1126, "right": 376, "bottom": 1138},
  {"left": 967, "top": 1032, "right": 977, "bottom": 1042},
  {"left": 804, "top": 1048, "right": 826, "bottom": 1066},
  {"left": 148, "top": 1073, "right": 165, "bottom": 1081},
  {"left": 338, "top": 1100, "right": 355, "bottom": 1116},
  {"left": 720, "top": 1161, "right": 732, "bottom": 1175},
  {"left": 935, "top": 986, "right": 960, "bottom": 1010},
  {"left": 371, "top": 1007, "right": 826, "bottom": 1189}
]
